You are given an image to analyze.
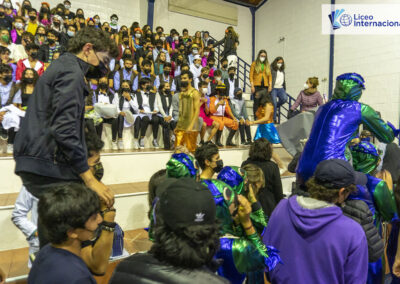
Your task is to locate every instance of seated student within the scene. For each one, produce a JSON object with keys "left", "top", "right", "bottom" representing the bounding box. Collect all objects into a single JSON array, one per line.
[
  {"left": 230, "top": 88, "right": 251, "bottom": 145},
  {"left": 190, "top": 54, "right": 202, "bottom": 80},
  {"left": 92, "top": 76, "right": 120, "bottom": 149},
  {"left": 224, "top": 66, "right": 241, "bottom": 99},
  {"left": 153, "top": 39, "right": 170, "bottom": 63},
  {"left": 11, "top": 16, "right": 26, "bottom": 44},
  {"left": 199, "top": 80, "right": 219, "bottom": 145},
  {"left": 38, "top": 29, "right": 65, "bottom": 65},
  {"left": 114, "top": 56, "right": 137, "bottom": 91},
  {"left": 172, "top": 53, "right": 184, "bottom": 78},
  {"left": 27, "top": 183, "right": 104, "bottom": 284},
  {"left": 16, "top": 43, "right": 44, "bottom": 81},
  {"left": 154, "top": 62, "right": 176, "bottom": 94},
  {"left": 0, "top": 46, "right": 16, "bottom": 81},
  {"left": 14, "top": 68, "right": 38, "bottom": 109},
  {"left": 209, "top": 84, "right": 239, "bottom": 147},
  {"left": 201, "top": 47, "right": 211, "bottom": 67},
  {"left": 264, "top": 159, "right": 368, "bottom": 284},
  {"left": 110, "top": 178, "right": 228, "bottom": 284},
  {"left": 207, "top": 56, "right": 217, "bottom": 79},
  {"left": 174, "top": 63, "right": 189, "bottom": 93},
  {"left": 134, "top": 77, "right": 161, "bottom": 149},
  {"left": 156, "top": 82, "right": 176, "bottom": 150},
  {"left": 154, "top": 50, "right": 167, "bottom": 76},
  {"left": 132, "top": 59, "right": 156, "bottom": 92},
  {"left": 219, "top": 57, "right": 229, "bottom": 81},
  {"left": 0, "top": 63, "right": 21, "bottom": 154},
  {"left": 194, "top": 67, "right": 211, "bottom": 95}
]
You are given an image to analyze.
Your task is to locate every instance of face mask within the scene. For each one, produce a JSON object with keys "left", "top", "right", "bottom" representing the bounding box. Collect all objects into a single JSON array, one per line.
[
  {"left": 260, "top": 56, "right": 266, "bottom": 62},
  {"left": 104, "top": 27, "right": 109, "bottom": 32},
  {"left": 30, "top": 51, "right": 38, "bottom": 59},
  {"left": 304, "top": 83, "right": 309, "bottom": 89},
  {"left": 121, "top": 87, "right": 130, "bottom": 93},
  {"left": 204, "top": 52, "right": 209, "bottom": 56},
  {"left": 202, "top": 87, "right": 208, "bottom": 94},
  {"left": 92, "top": 163, "right": 104, "bottom": 181},
  {"left": 177, "top": 59, "right": 182, "bottom": 65},
  {"left": 94, "top": 18, "right": 100, "bottom": 24},
  {"left": 47, "top": 38, "right": 55, "bottom": 45},
  {"left": 144, "top": 68, "right": 151, "bottom": 74},
  {"left": 67, "top": 30, "right": 75, "bottom": 37},
  {"left": 277, "top": 63, "right": 282, "bottom": 68},
  {"left": 53, "top": 22, "right": 60, "bottom": 27},
  {"left": 99, "top": 82, "right": 108, "bottom": 90},
  {"left": 173, "top": 36, "right": 179, "bottom": 41},
  {"left": 164, "top": 89, "right": 170, "bottom": 95},
  {"left": 213, "top": 159, "right": 224, "bottom": 173},
  {"left": 86, "top": 58, "right": 109, "bottom": 79},
  {"left": 235, "top": 92, "right": 242, "bottom": 100},
  {"left": 135, "top": 33, "right": 141, "bottom": 38},
  {"left": 56, "top": 11, "right": 63, "bottom": 17},
  {"left": 64, "top": 4, "right": 71, "bottom": 9},
  {"left": 29, "top": 15, "right": 36, "bottom": 21},
  {"left": 23, "top": 4, "right": 31, "bottom": 9},
  {"left": 3, "top": 75, "right": 12, "bottom": 83},
  {"left": 23, "top": 77, "right": 34, "bottom": 84},
  {"left": 156, "top": 46, "right": 162, "bottom": 51},
  {"left": 192, "top": 49, "right": 198, "bottom": 54},
  {"left": 202, "top": 74, "right": 208, "bottom": 79},
  {"left": 181, "top": 80, "right": 189, "bottom": 88},
  {"left": 163, "top": 70, "right": 170, "bottom": 77},
  {"left": 229, "top": 73, "right": 235, "bottom": 80},
  {"left": 123, "top": 40, "right": 129, "bottom": 45},
  {"left": 222, "top": 64, "right": 228, "bottom": 69},
  {"left": 111, "top": 19, "right": 118, "bottom": 25},
  {"left": 160, "top": 36, "right": 165, "bottom": 41},
  {"left": 208, "top": 63, "right": 214, "bottom": 68},
  {"left": 0, "top": 12, "right": 4, "bottom": 17},
  {"left": 215, "top": 77, "right": 221, "bottom": 81},
  {"left": 125, "top": 66, "right": 132, "bottom": 71},
  {"left": 1, "top": 34, "right": 9, "bottom": 43},
  {"left": 195, "top": 63, "right": 200, "bottom": 68},
  {"left": 145, "top": 85, "right": 152, "bottom": 92},
  {"left": 3, "top": 2, "right": 11, "bottom": 8},
  {"left": 15, "top": 22, "right": 24, "bottom": 29},
  {"left": 80, "top": 23, "right": 86, "bottom": 28}
]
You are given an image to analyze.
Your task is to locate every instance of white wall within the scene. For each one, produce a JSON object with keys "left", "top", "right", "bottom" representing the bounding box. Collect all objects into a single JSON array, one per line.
[
  {"left": 153, "top": 0, "right": 252, "bottom": 63},
  {"left": 256, "top": 0, "right": 400, "bottom": 125}
]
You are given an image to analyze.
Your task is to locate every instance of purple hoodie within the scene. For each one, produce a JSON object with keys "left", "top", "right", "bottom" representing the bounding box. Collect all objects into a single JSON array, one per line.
[{"left": 264, "top": 196, "right": 368, "bottom": 284}]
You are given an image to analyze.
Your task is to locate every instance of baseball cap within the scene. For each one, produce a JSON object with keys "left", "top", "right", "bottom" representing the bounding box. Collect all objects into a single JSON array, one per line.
[
  {"left": 194, "top": 55, "right": 201, "bottom": 60},
  {"left": 314, "top": 159, "right": 367, "bottom": 188},
  {"left": 158, "top": 178, "right": 216, "bottom": 231}
]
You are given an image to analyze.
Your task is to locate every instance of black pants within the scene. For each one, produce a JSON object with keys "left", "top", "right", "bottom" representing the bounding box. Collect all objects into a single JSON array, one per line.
[
  {"left": 19, "top": 172, "right": 81, "bottom": 248},
  {"left": 96, "top": 118, "right": 118, "bottom": 141},
  {"left": 134, "top": 115, "right": 161, "bottom": 139},
  {"left": 0, "top": 126, "right": 15, "bottom": 144},
  {"left": 161, "top": 119, "right": 177, "bottom": 149},
  {"left": 239, "top": 123, "right": 252, "bottom": 142},
  {"left": 253, "top": 86, "right": 268, "bottom": 117}
]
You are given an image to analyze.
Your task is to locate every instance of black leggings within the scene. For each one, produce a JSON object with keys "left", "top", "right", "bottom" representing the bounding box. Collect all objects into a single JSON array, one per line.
[
  {"left": 1, "top": 127, "right": 16, "bottom": 144},
  {"left": 239, "top": 123, "right": 252, "bottom": 142},
  {"left": 134, "top": 115, "right": 161, "bottom": 139},
  {"left": 96, "top": 118, "right": 118, "bottom": 141},
  {"left": 161, "top": 119, "right": 177, "bottom": 149}
]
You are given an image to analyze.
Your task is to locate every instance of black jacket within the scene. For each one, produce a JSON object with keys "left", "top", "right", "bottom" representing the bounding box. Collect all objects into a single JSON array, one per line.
[
  {"left": 109, "top": 253, "right": 229, "bottom": 284},
  {"left": 14, "top": 52, "right": 90, "bottom": 182},
  {"left": 38, "top": 43, "right": 66, "bottom": 63},
  {"left": 342, "top": 200, "right": 384, "bottom": 263}
]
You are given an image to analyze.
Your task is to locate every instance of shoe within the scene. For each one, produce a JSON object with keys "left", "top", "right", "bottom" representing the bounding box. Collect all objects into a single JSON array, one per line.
[
  {"left": 134, "top": 140, "right": 140, "bottom": 150},
  {"left": 111, "top": 141, "right": 118, "bottom": 150},
  {"left": 153, "top": 139, "right": 159, "bottom": 149},
  {"left": 171, "top": 134, "right": 176, "bottom": 143},
  {"left": 215, "top": 130, "right": 223, "bottom": 147},
  {"left": 6, "top": 144, "right": 13, "bottom": 154},
  {"left": 244, "top": 141, "right": 252, "bottom": 146},
  {"left": 139, "top": 138, "right": 145, "bottom": 149},
  {"left": 279, "top": 167, "right": 287, "bottom": 175},
  {"left": 0, "top": 131, "right": 7, "bottom": 141},
  {"left": 226, "top": 129, "right": 237, "bottom": 147},
  {"left": 240, "top": 140, "right": 246, "bottom": 145},
  {"left": 117, "top": 140, "right": 124, "bottom": 150}
]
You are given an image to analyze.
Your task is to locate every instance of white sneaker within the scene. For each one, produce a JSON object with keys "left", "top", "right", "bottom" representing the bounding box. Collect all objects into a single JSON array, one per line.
[
  {"left": 279, "top": 167, "right": 287, "bottom": 175},
  {"left": 111, "top": 141, "right": 118, "bottom": 150},
  {"left": 139, "top": 138, "right": 145, "bottom": 149},
  {"left": 117, "top": 140, "right": 124, "bottom": 150},
  {"left": 6, "top": 144, "right": 13, "bottom": 154},
  {"left": 134, "top": 140, "right": 140, "bottom": 150},
  {"left": 152, "top": 139, "right": 159, "bottom": 149}
]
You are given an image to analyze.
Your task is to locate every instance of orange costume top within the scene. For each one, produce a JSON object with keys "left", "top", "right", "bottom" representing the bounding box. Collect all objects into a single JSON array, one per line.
[
  {"left": 209, "top": 96, "right": 235, "bottom": 118},
  {"left": 256, "top": 103, "right": 274, "bottom": 124}
]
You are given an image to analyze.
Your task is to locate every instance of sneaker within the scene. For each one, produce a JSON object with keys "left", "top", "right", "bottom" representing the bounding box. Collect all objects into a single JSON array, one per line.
[
  {"left": 244, "top": 141, "right": 252, "bottom": 146},
  {"left": 111, "top": 141, "right": 118, "bottom": 150},
  {"left": 6, "top": 144, "right": 13, "bottom": 154},
  {"left": 139, "top": 138, "right": 145, "bottom": 149},
  {"left": 279, "top": 167, "right": 287, "bottom": 175},
  {"left": 152, "top": 139, "right": 159, "bottom": 149},
  {"left": 0, "top": 131, "right": 7, "bottom": 141},
  {"left": 134, "top": 140, "right": 140, "bottom": 150},
  {"left": 117, "top": 140, "right": 124, "bottom": 150},
  {"left": 171, "top": 134, "right": 176, "bottom": 143}
]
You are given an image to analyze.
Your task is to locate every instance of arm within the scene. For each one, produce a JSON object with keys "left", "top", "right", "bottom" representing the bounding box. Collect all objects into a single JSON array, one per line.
[
  {"left": 225, "top": 99, "right": 237, "bottom": 120},
  {"left": 361, "top": 104, "right": 395, "bottom": 143},
  {"left": 229, "top": 101, "right": 240, "bottom": 120},
  {"left": 212, "top": 38, "right": 224, "bottom": 48},
  {"left": 344, "top": 233, "right": 368, "bottom": 284},
  {"left": 171, "top": 79, "right": 176, "bottom": 93},
  {"left": 11, "top": 186, "right": 37, "bottom": 238},
  {"left": 156, "top": 93, "right": 167, "bottom": 117},
  {"left": 165, "top": 51, "right": 171, "bottom": 63},
  {"left": 113, "top": 71, "right": 120, "bottom": 91},
  {"left": 154, "top": 75, "right": 160, "bottom": 89},
  {"left": 317, "top": 92, "right": 324, "bottom": 106},
  {"left": 373, "top": 180, "right": 398, "bottom": 222},
  {"left": 132, "top": 76, "right": 138, "bottom": 91},
  {"left": 290, "top": 92, "right": 302, "bottom": 111},
  {"left": 128, "top": 96, "right": 139, "bottom": 114},
  {"left": 271, "top": 162, "right": 284, "bottom": 203},
  {"left": 209, "top": 96, "right": 220, "bottom": 115},
  {"left": 15, "top": 60, "right": 23, "bottom": 81},
  {"left": 249, "top": 62, "right": 255, "bottom": 87},
  {"left": 187, "top": 90, "right": 200, "bottom": 131}
]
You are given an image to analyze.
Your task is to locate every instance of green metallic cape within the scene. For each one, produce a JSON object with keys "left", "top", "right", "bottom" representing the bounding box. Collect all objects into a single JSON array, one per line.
[
  {"left": 374, "top": 180, "right": 397, "bottom": 223},
  {"left": 361, "top": 104, "right": 394, "bottom": 143}
]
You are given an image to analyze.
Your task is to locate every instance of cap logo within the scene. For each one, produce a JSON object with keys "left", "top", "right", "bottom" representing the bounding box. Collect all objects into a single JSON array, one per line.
[{"left": 194, "top": 212, "right": 205, "bottom": 222}]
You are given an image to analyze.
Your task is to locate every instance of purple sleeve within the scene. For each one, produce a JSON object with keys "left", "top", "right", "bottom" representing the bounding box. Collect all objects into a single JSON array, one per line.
[
  {"left": 290, "top": 92, "right": 302, "bottom": 110},
  {"left": 317, "top": 92, "right": 323, "bottom": 106},
  {"left": 344, "top": 232, "right": 368, "bottom": 284}
]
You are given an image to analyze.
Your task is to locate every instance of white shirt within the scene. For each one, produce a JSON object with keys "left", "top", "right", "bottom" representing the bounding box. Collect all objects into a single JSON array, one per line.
[
  {"left": 190, "top": 64, "right": 202, "bottom": 79},
  {"left": 97, "top": 92, "right": 112, "bottom": 104},
  {"left": 274, "top": 70, "right": 284, "bottom": 89},
  {"left": 156, "top": 92, "right": 173, "bottom": 118},
  {"left": 213, "top": 98, "right": 226, "bottom": 116},
  {"left": 227, "top": 78, "right": 242, "bottom": 99},
  {"left": 0, "top": 82, "right": 19, "bottom": 106},
  {"left": 194, "top": 78, "right": 212, "bottom": 95},
  {"left": 113, "top": 93, "right": 138, "bottom": 113},
  {"left": 135, "top": 91, "right": 159, "bottom": 114}
]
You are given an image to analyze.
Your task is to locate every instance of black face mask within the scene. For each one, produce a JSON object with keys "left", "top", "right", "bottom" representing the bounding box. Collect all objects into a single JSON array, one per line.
[
  {"left": 213, "top": 160, "right": 224, "bottom": 173},
  {"left": 177, "top": 59, "right": 182, "bottom": 65},
  {"left": 144, "top": 68, "right": 151, "bottom": 74},
  {"left": 208, "top": 63, "right": 214, "bottom": 68},
  {"left": 104, "top": 27, "right": 109, "bottom": 32},
  {"left": 23, "top": 4, "right": 30, "bottom": 9},
  {"left": 29, "top": 15, "right": 36, "bottom": 21},
  {"left": 229, "top": 73, "right": 235, "bottom": 80},
  {"left": 125, "top": 66, "right": 132, "bottom": 71},
  {"left": 30, "top": 51, "right": 38, "bottom": 59},
  {"left": 164, "top": 89, "right": 170, "bottom": 95},
  {"left": 157, "top": 31, "right": 162, "bottom": 36},
  {"left": 92, "top": 163, "right": 104, "bottom": 181},
  {"left": 145, "top": 85, "right": 152, "bottom": 92},
  {"left": 123, "top": 40, "right": 129, "bottom": 45},
  {"left": 163, "top": 71, "right": 170, "bottom": 77},
  {"left": 181, "top": 80, "right": 189, "bottom": 88},
  {"left": 156, "top": 46, "right": 162, "bottom": 51},
  {"left": 23, "top": 77, "right": 34, "bottom": 84},
  {"left": 80, "top": 23, "right": 86, "bottom": 28},
  {"left": 222, "top": 64, "right": 228, "bottom": 69},
  {"left": 235, "top": 93, "right": 242, "bottom": 100},
  {"left": 98, "top": 82, "right": 108, "bottom": 90},
  {"left": 47, "top": 38, "right": 55, "bottom": 45},
  {"left": 202, "top": 74, "right": 208, "bottom": 79},
  {"left": 86, "top": 60, "right": 108, "bottom": 79},
  {"left": 121, "top": 88, "right": 130, "bottom": 93},
  {"left": 53, "top": 22, "right": 60, "bottom": 27},
  {"left": 56, "top": 12, "right": 63, "bottom": 17},
  {"left": 3, "top": 75, "right": 12, "bottom": 83},
  {"left": 122, "top": 31, "right": 128, "bottom": 36},
  {"left": 0, "top": 12, "right": 5, "bottom": 17}
]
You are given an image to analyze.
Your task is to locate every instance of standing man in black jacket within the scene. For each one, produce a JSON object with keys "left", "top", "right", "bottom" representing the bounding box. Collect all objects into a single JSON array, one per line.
[{"left": 13, "top": 28, "right": 119, "bottom": 246}]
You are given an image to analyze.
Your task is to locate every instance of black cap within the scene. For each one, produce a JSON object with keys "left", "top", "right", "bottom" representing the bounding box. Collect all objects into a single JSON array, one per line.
[
  {"left": 314, "top": 159, "right": 367, "bottom": 188},
  {"left": 158, "top": 178, "right": 216, "bottom": 231}
]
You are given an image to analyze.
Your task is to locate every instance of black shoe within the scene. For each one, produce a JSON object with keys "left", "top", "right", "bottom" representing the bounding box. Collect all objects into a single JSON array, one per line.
[
  {"left": 200, "top": 140, "right": 205, "bottom": 146},
  {"left": 226, "top": 129, "right": 237, "bottom": 147},
  {"left": 226, "top": 141, "right": 237, "bottom": 147},
  {"left": 244, "top": 141, "right": 252, "bottom": 145},
  {"left": 215, "top": 130, "right": 223, "bottom": 147}
]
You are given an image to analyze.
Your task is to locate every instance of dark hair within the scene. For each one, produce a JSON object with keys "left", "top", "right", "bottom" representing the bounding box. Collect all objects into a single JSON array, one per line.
[
  {"left": 249, "top": 138, "right": 272, "bottom": 161},
  {"left": 195, "top": 142, "right": 219, "bottom": 170},
  {"left": 394, "top": 177, "right": 400, "bottom": 215},
  {"left": 180, "top": 70, "right": 193, "bottom": 80},
  {"left": 21, "top": 68, "right": 38, "bottom": 89},
  {"left": 110, "top": 14, "right": 118, "bottom": 20},
  {"left": 221, "top": 57, "right": 228, "bottom": 63},
  {"left": 156, "top": 26, "right": 163, "bottom": 32},
  {"left": 148, "top": 169, "right": 167, "bottom": 209},
  {"left": 28, "top": 7, "right": 37, "bottom": 13},
  {"left": 85, "top": 128, "right": 104, "bottom": 157},
  {"left": 38, "top": 183, "right": 100, "bottom": 244},
  {"left": 68, "top": 27, "right": 119, "bottom": 57},
  {"left": 271, "top": 56, "right": 285, "bottom": 71},
  {"left": 25, "top": 42, "right": 39, "bottom": 51},
  {"left": 123, "top": 56, "right": 133, "bottom": 64},
  {"left": 214, "top": 70, "right": 222, "bottom": 77},
  {"left": 150, "top": 207, "right": 220, "bottom": 269},
  {"left": 46, "top": 28, "right": 59, "bottom": 38},
  {"left": 22, "top": 31, "right": 34, "bottom": 42},
  {"left": 228, "top": 66, "right": 236, "bottom": 72},
  {"left": 155, "top": 39, "right": 163, "bottom": 46},
  {"left": 181, "top": 63, "right": 189, "bottom": 69},
  {"left": 182, "top": 28, "right": 188, "bottom": 33},
  {"left": 119, "top": 80, "right": 132, "bottom": 93},
  {"left": 139, "top": 77, "right": 151, "bottom": 89},
  {"left": 142, "top": 59, "right": 152, "bottom": 67},
  {"left": 0, "top": 46, "right": 10, "bottom": 55},
  {"left": 164, "top": 62, "right": 172, "bottom": 68},
  {"left": 200, "top": 80, "right": 208, "bottom": 87},
  {"left": 256, "top": 89, "right": 272, "bottom": 106},
  {"left": 0, "top": 63, "right": 12, "bottom": 74},
  {"left": 306, "top": 177, "right": 356, "bottom": 203}
]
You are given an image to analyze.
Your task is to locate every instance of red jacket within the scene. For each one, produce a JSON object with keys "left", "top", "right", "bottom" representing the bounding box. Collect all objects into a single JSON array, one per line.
[{"left": 16, "top": 58, "right": 44, "bottom": 81}]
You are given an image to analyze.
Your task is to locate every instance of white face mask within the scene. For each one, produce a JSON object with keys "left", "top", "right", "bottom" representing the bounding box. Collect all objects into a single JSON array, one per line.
[
  {"left": 277, "top": 63, "right": 282, "bottom": 68},
  {"left": 135, "top": 33, "right": 141, "bottom": 38},
  {"left": 304, "top": 83, "right": 309, "bottom": 89},
  {"left": 94, "top": 18, "right": 100, "bottom": 24},
  {"left": 160, "top": 36, "right": 165, "bottom": 41},
  {"left": 195, "top": 63, "right": 200, "bottom": 68},
  {"left": 64, "top": 4, "right": 71, "bottom": 9},
  {"left": 192, "top": 49, "right": 198, "bottom": 54},
  {"left": 15, "top": 22, "right": 23, "bottom": 29},
  {"left": 215, "top": 77, "right": 221, "bottom": 81},
  {"left": 3, "top": 2, "right": 10, "bottom": 8},
  {"left": 173, "top": 36, "right": 179, "bottom": 41},
  {"left": 111, "top": 19, "right": 118, "bottom": 25},
  {"left": 204, "top": 52, "right": 209, "bottom": 56},
  {"left": 202, "top": 87, "right": 208, "bottom": 94},
  {"left": 260, "top": 56, "right": 266, "bottom": 62}
]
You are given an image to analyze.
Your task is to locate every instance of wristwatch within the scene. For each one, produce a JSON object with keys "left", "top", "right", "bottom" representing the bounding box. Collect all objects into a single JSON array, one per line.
[{"left": 101, "top": 221, "right": 116, "bottom": 232}]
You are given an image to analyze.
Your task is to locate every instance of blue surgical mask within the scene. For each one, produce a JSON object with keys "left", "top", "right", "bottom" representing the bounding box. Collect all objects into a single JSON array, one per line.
[{"left": 67, "top": 30, "right": 75, "bottom": 37}]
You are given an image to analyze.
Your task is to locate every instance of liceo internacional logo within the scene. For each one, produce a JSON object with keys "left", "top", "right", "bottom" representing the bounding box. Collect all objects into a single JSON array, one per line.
[{"left": 322, "top": 4, "right": 400, "bottom": 34}]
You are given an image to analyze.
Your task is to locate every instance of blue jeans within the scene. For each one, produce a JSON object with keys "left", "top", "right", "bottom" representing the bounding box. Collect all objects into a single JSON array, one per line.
[{"left": 270, "top": 88, "right": 288, "bottom": 122}]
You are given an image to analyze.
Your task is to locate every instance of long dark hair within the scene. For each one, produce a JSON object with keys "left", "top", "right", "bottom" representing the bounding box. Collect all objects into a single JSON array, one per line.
[
  {"left": 271, "top": 56, "right": 285, "bottom": 71},
  {"left": 256, "top": 89, "right": 273, "bottom": 106},
  {"left": 21, "top": 68, "right": 39, "bottom": 92}
]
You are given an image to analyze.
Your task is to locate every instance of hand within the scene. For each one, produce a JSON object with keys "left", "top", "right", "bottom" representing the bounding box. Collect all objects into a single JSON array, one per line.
[
  {"left": 16, "top": 2, "right": 20, "bottom": 7},
  {"left": 268, "top": 86, "right": 272, "bottom": 93},
  {"left": 247, "top": 184, "right": 257, "bottom": 203},
  {"left": 205, "top": 78, "right": 210, "bottom": 84},
  {"left": 393, "top": 258, "right": 400, "bottom": 278},
  {"left": 246, "top": 120, "right": 252, "bottom": 126},
  {"left": 201, "top": 97, "right": 208, "bottom": 104},
  {"left": 120, "top": 111, "right": 126, "bottom": 117},
  {"left": 122, "top": 92, "right": 131, "bottom": 100},
  {"left": 152, "top": 110, "right": 158, "bottom": 114},
  {"left": 86, "top": 178, "right": 115, "bottom": 208},
  {"left": 218, "top": 100, "right": 225, "bottom": 106},
  {"left": 140, "top": 109, "right": 145, "bottom": 114},
  {"left": 251, "top": 86, "right": 255, "bottom": 93},
  {"left": 237, "top": 195, "right": 252, "bottom": 225},
  {"left": 240, "top": 118, "right": 244, "bottom": 125},
  {"left": 164, "top": 116, "right": 172, "bottom": 122},
  {"left": 0, "top": 111, "right": 5, "bottom": 122}
]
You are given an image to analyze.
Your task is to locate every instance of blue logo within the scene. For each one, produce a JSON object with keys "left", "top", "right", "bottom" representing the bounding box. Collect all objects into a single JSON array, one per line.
[
  {"left": 340, "top": 14, "right": 352, "bottom": 26},
  {"left": 329, "top": 9, "right": 345, "bottom": 29}
]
